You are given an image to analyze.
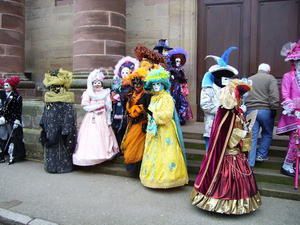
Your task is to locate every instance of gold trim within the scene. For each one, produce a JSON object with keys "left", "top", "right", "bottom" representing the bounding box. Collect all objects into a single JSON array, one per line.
[
  {"left": 206, "top": 113, "right": 235, "bottom": 195},
  {"left": 191, "top": 189, "right": 262, "bottom": 215},
  {"left": 194, "top": 111, "right": 230, "bottom": 189}
]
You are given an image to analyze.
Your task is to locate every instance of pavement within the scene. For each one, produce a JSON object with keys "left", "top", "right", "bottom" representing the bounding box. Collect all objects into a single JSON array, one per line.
[{"left": 0, "top": 161, "right": 299, "bottom": 225}]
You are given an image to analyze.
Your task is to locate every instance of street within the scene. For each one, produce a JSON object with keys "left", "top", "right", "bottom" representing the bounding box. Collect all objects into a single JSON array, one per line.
[{"left": 0, "top": 161, "right": 299, "bottom": 225}]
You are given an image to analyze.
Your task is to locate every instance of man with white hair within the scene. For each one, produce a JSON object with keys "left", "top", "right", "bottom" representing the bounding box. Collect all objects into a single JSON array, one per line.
[{"left": 245, "top": 63, "right": 279, "bottom": 167}]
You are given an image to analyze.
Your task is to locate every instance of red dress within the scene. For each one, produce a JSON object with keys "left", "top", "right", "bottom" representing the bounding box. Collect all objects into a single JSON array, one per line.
[{"left": 191, "top": 107, "right": 261, "bottom": 214}]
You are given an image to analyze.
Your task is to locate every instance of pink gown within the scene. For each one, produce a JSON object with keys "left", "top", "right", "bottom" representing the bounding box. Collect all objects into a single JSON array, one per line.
[
  {"left": 276, "top": 71, "right": 300, "bottom": 164},
  {"left": 73, "top": 89, "right": 119, "bottom": 166}
]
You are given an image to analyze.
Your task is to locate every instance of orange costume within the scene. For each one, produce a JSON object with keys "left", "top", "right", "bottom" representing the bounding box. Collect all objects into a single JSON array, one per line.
[{"left": 121, "top": 68, "right": 151, "bottom": 173}]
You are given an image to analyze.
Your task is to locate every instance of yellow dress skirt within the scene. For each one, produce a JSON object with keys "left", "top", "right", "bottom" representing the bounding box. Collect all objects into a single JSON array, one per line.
[{"left": 139, "top": 91, "right": 189, "bottom": 188}]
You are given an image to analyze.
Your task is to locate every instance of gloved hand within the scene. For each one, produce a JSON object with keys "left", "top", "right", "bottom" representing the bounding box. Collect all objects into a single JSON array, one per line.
[
  {"left": 0, "top": 116, "right": 6, "bottom": 125},
  {"left": 240, "top": 104, "right": 247, "bottom": 113},
  {"left": 282, "top": 101, "right": 295, "bottom": 115},
  {"left": 13, "top": 119, "right": 21, "bottom": 129}
]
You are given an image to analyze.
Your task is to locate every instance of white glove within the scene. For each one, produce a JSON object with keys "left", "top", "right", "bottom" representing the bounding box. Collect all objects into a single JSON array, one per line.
[
  {"left": 83, "top": 104, "right": 103, "bottom": 112},
  {"left": 0, "top": 116, "right": 6, "bottom": 125},
  {"left": 13, "top": 119, "right": 21, "bottom": 129},
  {"left": 240, "top": 104, "right": 247, "bottom": 113}
]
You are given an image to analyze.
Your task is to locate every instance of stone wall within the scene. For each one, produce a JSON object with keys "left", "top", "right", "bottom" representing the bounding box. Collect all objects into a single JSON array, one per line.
[
  {"left": 126, "top": 0, "right": 198, "bottom": 119},
  {"left": 25, "top": 0, "right": 73, "bottom": 90},
  {"left": 22, "top": 100, "right": 86, "bottom": 161},
  {"left": 25, "top": 0, "right": 198, "bottom": 119}
]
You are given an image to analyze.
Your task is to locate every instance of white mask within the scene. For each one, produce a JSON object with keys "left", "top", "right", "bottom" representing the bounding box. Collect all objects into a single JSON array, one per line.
[
  {"left": 152, "top": 82, "right": 162, "bottom": 92},
  {"left": 121, "top": 67, "right": 130, "bottom": 79},
  {"left": 4, "top": 83, "right": 11, "bottom": 92},
  {"left": 92, "top": 79, "right": 102, "bottom": 91},
  {"left": 175, "top": 58, "right": 181, "bottom": 67}
]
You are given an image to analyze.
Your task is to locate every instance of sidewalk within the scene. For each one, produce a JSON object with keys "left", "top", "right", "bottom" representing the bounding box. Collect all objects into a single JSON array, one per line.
[{"left": 0, "top": 161, "right": 299, "bottom": 225}]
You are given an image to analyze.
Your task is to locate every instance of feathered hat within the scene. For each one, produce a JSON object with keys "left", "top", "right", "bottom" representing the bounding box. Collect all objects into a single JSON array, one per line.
[
  {"left": 219, "top": 79, "right": 252, "bottom": 110},
  {"left": 205, "top": 46, "right": 238, "bottom": 76},
  {"left": 167, "top": 48, "right": 188, "bottom": 67},
  {"left": 281, "top": 40, "right": 300, "bottom": 62},
  {"left": 123, "top": 67, "right": 148, "bottom": 87},
  {"left": 134, "top": 45, "right": 166, "bottom": 70},
  {"left": 43, "top": 68, "right": 73, "bottom": 89},
  {"left": 144, "top": 67, "right": 171, "bottom": 91},
  {"left": 113, "top": 56, "right": 139, "bottom": 79}
]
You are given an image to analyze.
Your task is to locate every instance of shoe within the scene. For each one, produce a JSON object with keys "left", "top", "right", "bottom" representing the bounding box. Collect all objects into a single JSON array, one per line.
[
  {"left": 8, "top": 158, "right": 14, "bottom": 165},
  {"left": 0, "top": 158, "right": 5, "bottom": 163},
  {"left": 255, "top": 155, "right": 269, "bottom": 162},
  {"left": 280, "top": 167, "right": 295, "bottom": 177}
]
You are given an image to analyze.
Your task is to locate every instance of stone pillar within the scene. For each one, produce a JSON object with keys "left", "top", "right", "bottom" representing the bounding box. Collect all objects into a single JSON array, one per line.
[
  {"left": 72, "top": 0, "right": 126, "bottom": 87},
  {"left": 0, "top": 0, "right": 25, "bottom": 77}
]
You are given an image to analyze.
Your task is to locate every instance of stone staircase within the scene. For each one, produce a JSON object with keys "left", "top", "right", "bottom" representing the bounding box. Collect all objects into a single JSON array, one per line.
[{"left": 22, "top": 100, "right": 300, "bottom": 201}]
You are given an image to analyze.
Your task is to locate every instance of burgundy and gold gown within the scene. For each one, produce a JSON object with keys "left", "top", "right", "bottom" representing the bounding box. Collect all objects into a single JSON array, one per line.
[{"left": 191, "top": 81, "right": 261, "bottom": 215}]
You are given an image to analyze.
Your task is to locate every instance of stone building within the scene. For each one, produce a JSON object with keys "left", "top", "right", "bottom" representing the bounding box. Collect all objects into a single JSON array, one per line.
[{"left": 0, "top": 0, "right": 300, "bottom": 120}]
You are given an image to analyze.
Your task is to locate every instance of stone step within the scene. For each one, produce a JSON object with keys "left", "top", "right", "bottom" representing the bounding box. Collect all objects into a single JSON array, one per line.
[
  {"left": 184, "top": 138, "right": 287, "bottom": 158},
  {"left": 104, "top": 154, "right": 296, "bottom": 187},
  {"left": 70, "top": 160, "right": 300, "bottom": 201},
  {"left": 22, "top": 126, "right": 300, "bottom": 200},
  {"left": 183, "top": 131, "right": 289, "bottom": 147}
]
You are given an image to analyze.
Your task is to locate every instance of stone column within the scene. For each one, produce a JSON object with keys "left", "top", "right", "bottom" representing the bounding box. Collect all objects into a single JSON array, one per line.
[
  {"left": 0, "top": 0, "right": 25, "bottom": 77},
  {"left": 72, "top": 0, "right": 126, "bottom": 87}
]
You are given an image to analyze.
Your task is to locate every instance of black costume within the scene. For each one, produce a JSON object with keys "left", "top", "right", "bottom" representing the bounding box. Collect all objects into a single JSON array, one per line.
[
  {"left": 0, "top": 90, "right": 26, "bottom": 164},
  {"left": 40, "top": 102, "right": 77, "bottom": 173},
  {"left": 40, "top": 69, "right": 77, "bottom": 173}
]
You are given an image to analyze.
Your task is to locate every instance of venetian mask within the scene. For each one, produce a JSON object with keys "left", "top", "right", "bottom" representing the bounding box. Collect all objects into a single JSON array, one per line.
[
  {"left": 152, "top": 82, "right": 163, "bottom": 92},
  {"left": 175, "top": 57, "right": 181, "bottom": 67},
  {"left": 92, "top": 79, "right": 102, "bottom": 92},
  {"left": 162, "top": 49, "right": 169, "bottom": 56},
  {"left": 132, "top": 78, "right": 144, "bottom": 93},
  {"left": 4, "top": 83, "right": 11, "bottom": 92},
  {"left": 120, "top": 67, "right": 131, "bottom": 79},
  {"left": 49, "top": 85, "right": 64, "bottom": 94}
]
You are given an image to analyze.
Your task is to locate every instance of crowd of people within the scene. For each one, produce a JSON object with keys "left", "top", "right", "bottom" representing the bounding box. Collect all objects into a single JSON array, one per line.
[{"left": 0, "top": 39, "right": 300, "bottom": 215}]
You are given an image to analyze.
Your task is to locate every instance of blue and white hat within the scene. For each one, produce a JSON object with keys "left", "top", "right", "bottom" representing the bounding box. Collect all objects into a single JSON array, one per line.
[{"left": 205, "top": 47, "right": 238, "bottom": 76}]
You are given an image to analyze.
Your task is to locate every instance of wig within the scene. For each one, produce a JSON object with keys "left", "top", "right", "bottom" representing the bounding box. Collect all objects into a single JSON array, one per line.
[
  {"left": 134, "top": 45, "right": 166, "bottom": 69},
  {"left": 144, "top": 67, "right": 171, "bottom": 91}
]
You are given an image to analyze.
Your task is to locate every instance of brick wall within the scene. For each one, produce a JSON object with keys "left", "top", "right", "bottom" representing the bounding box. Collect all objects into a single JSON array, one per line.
[{"left": 0, "top": 0, "right": 25, "bottom": 76}]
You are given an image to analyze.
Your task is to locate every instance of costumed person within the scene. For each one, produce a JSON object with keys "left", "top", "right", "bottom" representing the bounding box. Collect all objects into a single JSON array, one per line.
[
  {"left": 121, "top": 68, "right": 151, "bottom": 175},
  {"left": 200, "top": 47, "right": 238, "bottom": 150},
  {"left": 276, "top": 40, "right": 300, "bottom": 177},
  {"left": 168, "top": 48, "right": 193, "bottom": 125},
  {"left": 40, "top": 69, "right": 77, "bottom": 173},
  {"left": 191, "top": 79, "right": 261, "bottom": 215},
  {"left": 111, "top": 56, "right": 139, "bottom": 145},
  {"left": 153, "top": 39, "right": 173, "bottom": 55},
  {"left": 139, "top": 67, "right": 188, "bottom": 188},
  {"left": 73, "top": 69, "right": 119, "bottom": 166},
  {"left": 134, "top": 44, "right": 166, "bottom": 71},
  {"left": 0, "top": 76, "right": 25, "bottom": 164}
]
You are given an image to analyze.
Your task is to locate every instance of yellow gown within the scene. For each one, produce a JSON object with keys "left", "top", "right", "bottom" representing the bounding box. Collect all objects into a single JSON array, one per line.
[{"left": 139, "top": 90, "right": 189, "bottom": 188}]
